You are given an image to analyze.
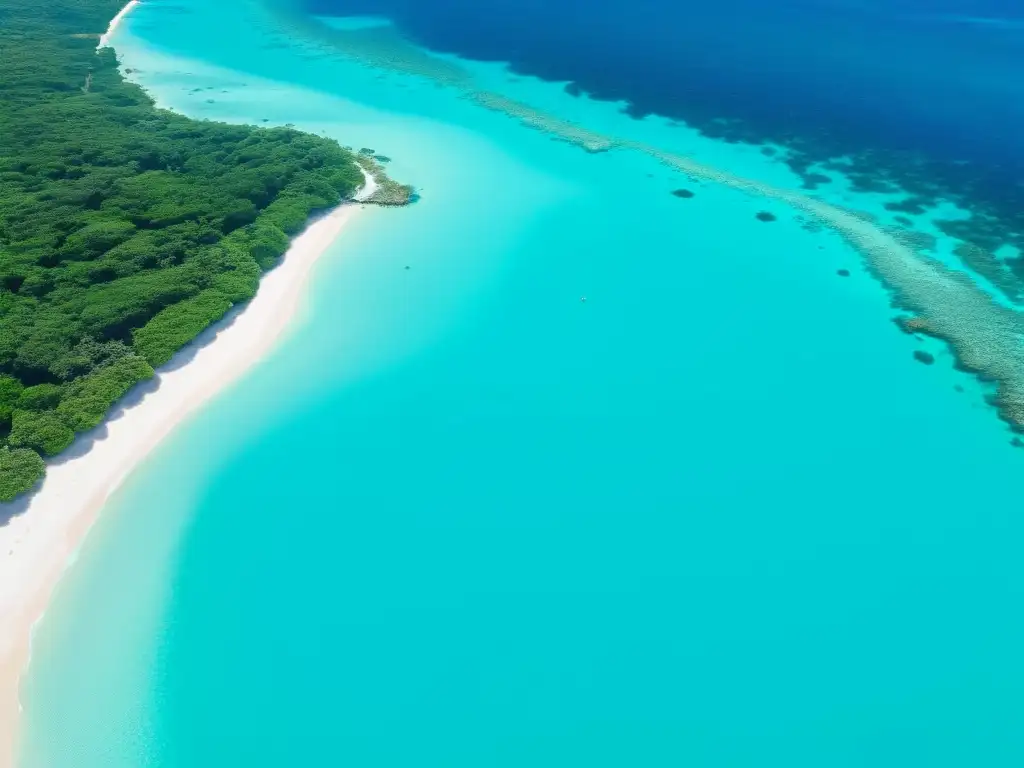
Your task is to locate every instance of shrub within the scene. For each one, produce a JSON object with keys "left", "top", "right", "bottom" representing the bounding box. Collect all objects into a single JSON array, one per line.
[
  {"left": 18, "top": 383, "right": 62, "bottom": 411},
  {"left": 0, "top": 447, "right": 46, "bottom": 502},
  {"left": 57, "top": 355, "right": 154, "bottom": 432},
  {"left": 8, "top": 409, "right": 75, "bottom": 456},
  {"left": 0, "top": 376, "right": 25, "bottom": 424},
  {"left": 134, "top": 290, "right": 234, "bottom": 366}
]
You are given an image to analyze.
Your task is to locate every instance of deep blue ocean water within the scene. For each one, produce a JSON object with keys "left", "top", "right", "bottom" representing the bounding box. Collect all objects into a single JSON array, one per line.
[
  {"left": 305, "top": 0, "right": 1024, "bottom": 167},
  {"left": 16, "top": 0, "right": 1024, "bottom": 766}
]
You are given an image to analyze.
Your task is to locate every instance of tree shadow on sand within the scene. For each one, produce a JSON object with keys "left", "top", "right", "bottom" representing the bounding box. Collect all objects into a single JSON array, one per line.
[{"left": 0, "top": 303, "right": 249, "bottom": 528}]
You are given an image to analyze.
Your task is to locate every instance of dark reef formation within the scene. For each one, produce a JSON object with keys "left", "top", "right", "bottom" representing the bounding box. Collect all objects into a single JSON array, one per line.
[
  {"left": 801, "top": 172, "right": 832, "bottom": 190},
  {"left": 886, "top": 227, "right": 938, "bottom": 254},
  {"left": 271, "top": 2, "right": 1024, "bottom": 439},
  {"left": 952, "top": 242, "right": 1024, "bottom": 303}
]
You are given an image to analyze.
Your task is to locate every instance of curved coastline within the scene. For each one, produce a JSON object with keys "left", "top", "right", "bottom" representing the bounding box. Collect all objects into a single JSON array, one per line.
[
  {"left": 96, "top": 0, "right": 139, "bottom": 48},
  {"left": 14, "top": 1, "right": 1024, "bottom": 765},
  {"left": 0, "top": 0, "right": 408, "bottom": 756},
  {"left": 0, "top": 0, "right": 384, "bottom": 754},
  {"left": 0, "top": 201, "right": 364, "bottom": 768}
]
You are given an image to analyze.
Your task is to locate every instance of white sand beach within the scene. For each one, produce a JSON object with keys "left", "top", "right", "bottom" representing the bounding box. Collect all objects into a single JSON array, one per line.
[
  {"left": 0, "top": 200, "right": 366, "bottom": 767},
  {"left": 97, "top": 0, "right": 139, "bottom": 48}
]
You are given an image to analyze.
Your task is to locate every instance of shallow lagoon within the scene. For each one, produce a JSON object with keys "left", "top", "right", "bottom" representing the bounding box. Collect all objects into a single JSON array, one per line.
[{"left": 19, "top": 1, "right": 1024, "bottom": 765}]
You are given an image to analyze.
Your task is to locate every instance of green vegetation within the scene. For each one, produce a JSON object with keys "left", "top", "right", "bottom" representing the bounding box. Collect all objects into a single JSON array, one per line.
[
  {"left": 9, "top": 409, "right": 75, "bottom": 456},
  {"left": 355, "top": 156, "right": 415, "bottom": 206},
  {"left": 0, "top": 448, "right": 45, "bottom": 500},
  {"left": 0, "top": 0, "right": 370, "bottom": 500}
]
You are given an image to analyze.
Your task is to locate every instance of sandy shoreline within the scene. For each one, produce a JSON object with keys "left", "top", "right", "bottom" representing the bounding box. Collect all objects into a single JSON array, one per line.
[
  {"left": 0, "top": 199, "right": 365, "bottom": 766},
  {"left": 97, "top": 0, "right": 139, "bottom": 48}
]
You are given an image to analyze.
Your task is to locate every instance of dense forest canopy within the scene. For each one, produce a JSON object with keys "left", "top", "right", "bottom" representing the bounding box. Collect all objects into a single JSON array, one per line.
[{"left": 0, "top": 0, "right": 366, "bottom": 500}]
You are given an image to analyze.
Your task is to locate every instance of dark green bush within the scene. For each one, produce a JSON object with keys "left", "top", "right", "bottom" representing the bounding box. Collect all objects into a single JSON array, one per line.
[
  {"left": 134, "top": 289, "right": 234, "bottom": 366},
  {"left": 18, "top": 383, "right": 62, "bottom": 411},
  {"left": 56, "top": 355, "right": 154, "bottom": 432},
  {"left": 0, "top": 375, "right": 25, "bottom": 425},
  {"left": 8, "top": 409, "right": 75, "bottom": 456},
  {"left": 0, "top": 448, "right": 45, "bottom": 502}
]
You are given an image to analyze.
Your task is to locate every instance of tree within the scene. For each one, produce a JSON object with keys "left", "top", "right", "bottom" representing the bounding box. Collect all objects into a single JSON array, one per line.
[
  {"left": 0, "top": 448, "right": 46, "bottom": 502},
  {"left": 8, "top": 409, "right": 75, "bottom": 456}
]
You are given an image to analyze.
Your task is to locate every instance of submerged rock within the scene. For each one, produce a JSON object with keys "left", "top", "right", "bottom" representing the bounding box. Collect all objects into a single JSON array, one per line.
[
  {"left": 671, "top": 188, "right": 695, "bottom": 199},
  {"left": 836, "top": 269, "right": 850, "bottom": 277},
  {"left": 913, "top": 350, "right": 935, "bottom": 365},
  {"left": 755, "top": 211, "right": 777, "bottom": 222}
]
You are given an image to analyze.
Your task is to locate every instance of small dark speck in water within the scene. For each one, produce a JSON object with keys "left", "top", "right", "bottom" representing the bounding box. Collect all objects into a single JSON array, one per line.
[
  {"left": 405, "top": 266, "right": 410, "bottom": 270},
  {"left": 954, "top": 384, "right": 965, "bottom": 393},
  {"left": 671, "top": 188, "right": 695, "bottom": 199},
  {"left": 836, "top": 268, "right": 850, "bottom": 277},
  {"left": 913, "top": 350, "right": 935, "bottom": 365},
  {"left": 1011, "top": 437, "right": 1024, "bottom": 449},
  {"left": 755, "top": 211, "right": 777, "bottom": 222},
  {"left": 261, "top": 118, "right": 269, "bottom": 122}
]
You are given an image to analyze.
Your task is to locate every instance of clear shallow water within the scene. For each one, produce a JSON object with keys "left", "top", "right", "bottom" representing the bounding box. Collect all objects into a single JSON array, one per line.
[{"left": 18, "top": 0, "right": 1024, "bottom": 765}]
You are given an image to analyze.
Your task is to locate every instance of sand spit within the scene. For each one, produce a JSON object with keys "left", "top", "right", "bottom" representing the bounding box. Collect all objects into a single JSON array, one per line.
[{"left": 0, "top": 204, "right": 363, "bottom": 768}]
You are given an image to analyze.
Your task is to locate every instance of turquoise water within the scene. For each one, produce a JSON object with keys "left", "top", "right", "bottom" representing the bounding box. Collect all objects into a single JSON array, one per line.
[{"left": 18, "top": 1, "right": 1024, "bottom": 765}]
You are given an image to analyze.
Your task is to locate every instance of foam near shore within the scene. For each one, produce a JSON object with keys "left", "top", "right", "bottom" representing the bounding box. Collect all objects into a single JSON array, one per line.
[{"left": 0, "top": 203, "right": 363, "bottom": 768}]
